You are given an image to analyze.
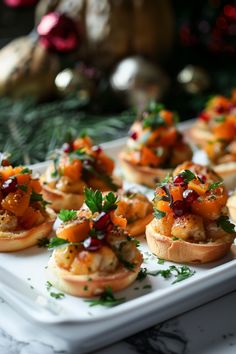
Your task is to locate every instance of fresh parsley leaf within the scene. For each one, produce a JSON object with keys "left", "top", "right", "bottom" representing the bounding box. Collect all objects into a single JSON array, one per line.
[
  {"left": 85, "top": 287, "right": 125, "bottom": 307},
  {"left": 58, "top": 209, "right": 77, "bottom": 222},
  {"left": 154, "top": 208, "right": 166, "bottom": 219},
  {"left": 156, "top": 173, "right": 171, "bottom": 187},
  {"left": 37, "top": 237, "right": 49, "bottom": 248},
  {"left": 143, "top": 113, "right": 166, "bottom": 130},
  {"left": 30, "top": 191, "right": 44, "bottom": 202},
  {"left": 47, "top": 237, "right": 69, "bottom": 249},
  {"left": 180, "top": 170, "right": 196, "bottom": 183},
  {"left": 50, "top": 292, "right": 65, "bottom": 300},
  {"left": 208, "top": 181, "right": 223, "bottom": 190},
  {"left": 172, "top": 236, "right": 179, "bottom": 241},
  {"left": 148, "top": 101, "right": 165, "bottom": 113},
  {"left": 156, "top": 269, "right": 172, "bottom": 279},
  {"left": 17, "top": 184, "right": 28, "bottom": 192},
  {"left": 84, "top": 188, "right": 103, "bottom": 213},
  {"left": 217, "top": 215, "right": 235, "bottom": 234},
  {"left": 103, "top": 192, "right": 118, "bottom": 212},
  {"left": 20, "top": 167, "right": 32, "bottom": 174}
]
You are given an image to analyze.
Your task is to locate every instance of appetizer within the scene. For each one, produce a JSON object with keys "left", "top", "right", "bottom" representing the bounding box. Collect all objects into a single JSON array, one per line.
[
  {"left": 146, "top": 162, "right": 235, "bottom": 263},
  {"left": 0, "top": 155, "right": 55, "bottom": 252},
  {"left": 189, "top": 95, "right": 236, "bottom": 188},
  {"left": 119, "top": 102, "right": 192, "bottom": 188},
  {"left": 41, "top": 135, "right": 119, "bottom": 211},
  {"left": 47, "top": 189, "right": 143, "bottom": 297},
  {"left": 116, "top": 190, "right": 153, "bottom": 237}
]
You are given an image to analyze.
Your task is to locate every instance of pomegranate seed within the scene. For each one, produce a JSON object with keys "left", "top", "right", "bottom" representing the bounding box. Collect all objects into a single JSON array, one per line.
[
  {"left": 215, "top": 105, "right": 226, "bottom": 114},
  {"left": 130, "top": 131, "right": 138, "bottom": 140},
  {"left": 199, "top": 112, "right": 210, "bottom": 122},
  {"left": 1, "top": 177, "right": 17, "bottom": 196},
  {"left": 62, "top": 142, "right": 72, "bottom": 153},
  {"left": 173, "top": 175, "right": 186, "bottom": 187},
  {"left": 83, "top": 237, "right": 102, "bottom": 252},
  {"left": 92, "top": 146, "right": 103, "bottom": 154},
  {"left": 172, "top": 200, "right": 189, "bottom": 217},
  {"left": 198, "top": 174, "right": 206, "bottom": 183},
  {"left": 94, "top": 212, "right": 110, "bottom": 230},
  {"left": 1, "top": 159, "right": 10, "bottom": 167},
  {"left": 183, "top": 189, "right": 199, "bottom": 204}
]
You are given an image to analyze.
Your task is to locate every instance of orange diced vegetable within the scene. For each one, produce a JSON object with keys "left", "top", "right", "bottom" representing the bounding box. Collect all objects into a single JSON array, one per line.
[
  {"left": 160, "top": 110, "right": 174, "bottom": 126},
  {"left": 30, "top": 179, "right": 42, "bottom": 193},
  {"left": 73, "top": 136, "right": 93, "bottom": 150},
  {"left": 57, "top": 220, "right": 90, "bottom": 243},
  {"left": 20, "top": 207, "right": 45, "bottom": 229},
  {"left": 97, "top": 152, "right": 115, "bottom": 175},
  {"left": 110, "top": 211, "right": 127, "bottom": 229},
  {"left": 16, "top": 173, "right": 31, "bottom": 186},
  {"left": 1, "top": 190, "right": 30, "bottom": 216},
  {"left": 170, "top": 185, "right": 183, "bottom": 202},
  {"left": 0, "top": 166, "right": 15, "bottom": 181},
  {"left": 156, "top": 200, "right": 172, "bottom": 214},
  {"left": 188, "top": 179, "right": 208, "bottom": 196},
  {"left": 140, "top": 146, "right": 163, "bottom": 167},
  {"left": 63, "top": 159, "right": 82, "bottom": 181},
  {"left": 212, "top": 120, "right": 236, "bottom": 141}
]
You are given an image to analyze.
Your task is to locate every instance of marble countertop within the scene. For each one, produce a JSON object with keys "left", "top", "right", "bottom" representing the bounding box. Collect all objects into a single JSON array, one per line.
[{"left": 0, "top": 289, "right": 236, "bottom": 354}]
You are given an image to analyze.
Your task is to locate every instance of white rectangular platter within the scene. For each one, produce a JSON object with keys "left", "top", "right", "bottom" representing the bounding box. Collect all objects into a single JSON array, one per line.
[{"left": 0, "top": 120, "right": 236, "bottom": 353}]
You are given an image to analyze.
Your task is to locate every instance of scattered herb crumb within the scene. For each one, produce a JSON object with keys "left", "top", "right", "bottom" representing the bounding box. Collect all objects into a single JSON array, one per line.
[
  {"left": 143, "top": 285, "right": 152, "bottom": 289},
  {"left": 50, "top": 292, "right": 65, "bottom": 300},
  {"left": 85, "top": 287, "right": 125, "bottom": 307},
  {"left": 158, "top": 259, "right": 165, "bottom": 265}
]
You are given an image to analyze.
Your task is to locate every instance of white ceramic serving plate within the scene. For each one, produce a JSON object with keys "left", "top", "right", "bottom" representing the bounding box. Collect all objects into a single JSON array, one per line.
[{"left": 0, "top": 120, "right": 236, "bottom": 353}]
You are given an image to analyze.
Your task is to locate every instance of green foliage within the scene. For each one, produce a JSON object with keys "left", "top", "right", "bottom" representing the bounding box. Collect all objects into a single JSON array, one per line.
[{"left": 0, "top": 95, "right": 135, "bottom": 165}]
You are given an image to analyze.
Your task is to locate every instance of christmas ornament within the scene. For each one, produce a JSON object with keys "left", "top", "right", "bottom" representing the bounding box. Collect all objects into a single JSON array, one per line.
[
  {"left": 177, "top": 65, "right": 210, "bottom": 94},
  {"left": 4, "top": 0, "right": 38, "bottom": 7},
  {"left": 55, "top": 65, "right": 97, "bottom": 100},
  {"left": 37, "top": 12, "right": 81, "bottom": 53},
  {"left": 110, "top": 57, "right": 169, "bottom": 108}
]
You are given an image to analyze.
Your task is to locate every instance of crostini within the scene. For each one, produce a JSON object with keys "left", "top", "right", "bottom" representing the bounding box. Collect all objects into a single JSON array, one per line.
[
  {"left": 0, "top": 156, "right": 55, "bottom": 252},
  {"left": 119, "top": 102, "right": 192, "bottom": 188},
  {"left": 116, "top": 190, "right": 153, "bottom": 237},
  {"left": 146, "top": 162, "right": 235, "bottom": 263},
  {"left": 188, "top": 95, "right": 236, "bottom": 188},
  {"left": 41, "top": 135, "right": 119, "bottom": 211},
  {"left": 47, "top": 188, "right": 143, "bottom": 297}
]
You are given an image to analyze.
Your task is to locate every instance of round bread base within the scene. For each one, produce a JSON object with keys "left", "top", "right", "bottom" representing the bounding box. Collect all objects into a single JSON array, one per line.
[
  {"left": 187, "top": 124, "right": 214, "bottom": 148},
  {"left": 146, "top": 219, "right": 234, "bottom": 264},
  {"left": 119, "top": 152, "right": 171, "bottom": 188},
  {"left": 42, "top": 185, "right": 85, "bottom": 212},
  {"left": 0, "top": 208, "right": 56, "bottom": 252},
  {"left": 213, "top": 162, "right": 236, "bottom": 190},
  {"left": 227, "top": 195, "right": 236, "bottom": 222},
  {"left": 47, "top": 251, "right": 143, "bottom": 298}
]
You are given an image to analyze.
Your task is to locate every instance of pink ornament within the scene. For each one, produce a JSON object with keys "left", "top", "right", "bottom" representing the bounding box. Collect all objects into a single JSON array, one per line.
[
  {"left": 37, "top": 12, "right": 81, "bottom": 53},
  {"left": 4, "top": 0, "right": 38, "bottom": 7}
]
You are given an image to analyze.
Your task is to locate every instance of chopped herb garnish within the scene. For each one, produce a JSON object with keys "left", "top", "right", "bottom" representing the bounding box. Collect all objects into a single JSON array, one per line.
[
  {"left": 180, "top": 170, "right": 195, "bottom": 183},
  {"left": 217, "top": 215, "right": 235, "bottom": 234},
  {"left": 156, "top": 173, "right": 171, "bottom": 187},
  {"left": 83, "top": 285, "right": 88, "bottom": 291},
  {"left": 50, "top": 292, "right": 65, "bottom": 300},
  {"left": 20, "top": 167, "right": 32, "bottom": 174},
  {"left": 169, "top": 265, "right": 195, "bottom": 284},
  {"left": 46, "top": 281, "right": 52, "bottom": 291},
  {"left": 143, "top": 113, "right": 166, "bottom": 130},
  {"left": 215, "top": 115, "right": 225, "bottom": 123},
  {"left": 143, "top": 285, "right": 152, "bottom": 289},
  {"left": 172, "top": 236, "right": 180, "bottom": 241},
  {"left": 30, "top": 191, "right": 44, "bottom": 202},
  {"left": 47, "top": 237, "right": 69, "bottom": 249},
  {"left": 154, "top": 208, "right": 166, "bottom": 219},
  {"left": 58, "top": 209, "right": 77, "bottom": 222},
  {"left": 137, "top": 267, "right": 148, "bottom": 281},
  {"left": 37, "top": 236, "right": 49, "bottom": 248},
  {"left": 18, "top": 184, "right": 28, "bottom": 192},
  {"left": 208, "top": 181, "right": 223, "bottom": 190},
  {"left": 158, "top": 258, "right": 165, "bottom": 265},
  {"left": 155, "top": 269, "right": 172, "bottom": 279},
  {"left": 127, "top": 235, "right": 140, "bottom": 247},
  {"left": 85, "top": 287, "right": 125, "bottom": 307}
]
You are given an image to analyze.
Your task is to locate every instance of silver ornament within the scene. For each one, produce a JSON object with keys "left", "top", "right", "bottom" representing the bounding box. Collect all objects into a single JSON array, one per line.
[
  {"left": 177, "top": 65, "right": 210, "bottom": 94},
  {"left": 110, "top": 56, "right": 169, "bottom": 108}
]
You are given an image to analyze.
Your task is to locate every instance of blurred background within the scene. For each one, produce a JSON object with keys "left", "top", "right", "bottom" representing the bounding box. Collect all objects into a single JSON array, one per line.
[{"left": 0, "top": 0, "right": 236, "bottom": 163}]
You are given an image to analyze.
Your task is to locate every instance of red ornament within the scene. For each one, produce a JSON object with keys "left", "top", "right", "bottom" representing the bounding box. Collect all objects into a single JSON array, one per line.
[
  {"left": 37, "top": 12, "right": 81, "bottom": 53},
  {"left": 4, "top": 0, "right": 38, "bottom": 7}
]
